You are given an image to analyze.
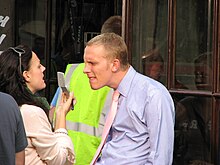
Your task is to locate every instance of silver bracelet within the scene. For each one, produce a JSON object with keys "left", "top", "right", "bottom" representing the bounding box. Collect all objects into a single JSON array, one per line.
[{"left": 54, "top": 131, "right": 68, "bottom": 135}]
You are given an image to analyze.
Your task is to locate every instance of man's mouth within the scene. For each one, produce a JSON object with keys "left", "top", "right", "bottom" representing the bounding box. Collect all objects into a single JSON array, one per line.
[{"left": 88, "top": 76, "right": 96, "bottom": 83}]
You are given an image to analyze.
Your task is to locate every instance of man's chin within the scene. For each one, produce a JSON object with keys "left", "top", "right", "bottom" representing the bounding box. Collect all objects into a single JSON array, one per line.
[
  {"left": 91, "top": 86, "right": 100, "bottom": 90},
  {"left": 90, "top": 84, "right": 103, "bottom": 90}
]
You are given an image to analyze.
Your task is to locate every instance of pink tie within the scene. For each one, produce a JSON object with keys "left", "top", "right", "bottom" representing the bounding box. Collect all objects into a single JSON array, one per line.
[{"left": 90, "top": 90, "right": 120, "bottom": 165}]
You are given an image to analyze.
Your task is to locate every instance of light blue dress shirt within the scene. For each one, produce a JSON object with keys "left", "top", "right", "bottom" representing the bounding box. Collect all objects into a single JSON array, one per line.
[{"left": 96, "top": 66, "right": 175, "bottom": 165}]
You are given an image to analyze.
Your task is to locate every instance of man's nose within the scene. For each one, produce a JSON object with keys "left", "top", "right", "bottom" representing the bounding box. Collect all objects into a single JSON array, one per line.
[{"left": 83, "top": 64, "right": 90, "bottom": 74}]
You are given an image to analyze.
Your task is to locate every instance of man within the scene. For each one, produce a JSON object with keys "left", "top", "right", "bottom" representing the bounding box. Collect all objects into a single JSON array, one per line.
[
  {"left": 51, "top": 15, "right": 122, "bottom": 165},
  {"left": 83, "top": 33, "right": 175, "bottom": 164},
  {"left": 0, "top": 92, "right": 27, "bottom": 165}
]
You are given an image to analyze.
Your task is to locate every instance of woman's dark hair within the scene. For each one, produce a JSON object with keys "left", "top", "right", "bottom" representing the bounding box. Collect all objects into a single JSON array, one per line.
[{"left": 0, "top": 45, "right": 50, "bottom": 118}]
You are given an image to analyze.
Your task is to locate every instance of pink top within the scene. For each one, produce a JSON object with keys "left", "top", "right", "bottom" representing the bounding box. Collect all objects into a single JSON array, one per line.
[{"left": 20, "top": 104, "right": 75, "bottom": 165}]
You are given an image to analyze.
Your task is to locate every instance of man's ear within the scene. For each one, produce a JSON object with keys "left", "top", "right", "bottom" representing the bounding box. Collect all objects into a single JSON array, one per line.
[
  {"left": 112, "top": 59, "right": 120, "bottom": 72},
  {"left": 22, "top": 71, "right": 30, "bottom": 82}
]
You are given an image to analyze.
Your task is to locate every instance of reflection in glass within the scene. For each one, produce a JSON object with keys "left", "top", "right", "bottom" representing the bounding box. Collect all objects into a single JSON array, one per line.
[
  {"left": 15, "top": 1, "right": 57, "bottom": 99},
  {"left": 142, "top": 49, "right": 164, "bottom": 82},
  {"left": 131, "top": 0, "right": 168, "bottom": 85},
  {"left": 174, "top": 96, "right": 212, "bottom": 164},
  {"left": 194, "top": 53, "right": 212, "bottom": 91},
  {"left": 175, "top": 0, "right": 213, "bottom": 90}
]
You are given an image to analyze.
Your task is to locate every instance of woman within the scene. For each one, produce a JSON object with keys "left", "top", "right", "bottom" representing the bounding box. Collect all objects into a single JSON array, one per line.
[{"left": 0, "top": 45, "right": 75, "bottom": 164}]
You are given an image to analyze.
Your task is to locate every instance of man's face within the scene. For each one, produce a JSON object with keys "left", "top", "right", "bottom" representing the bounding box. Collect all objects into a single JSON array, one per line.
[
  {"left": 83, "top": 45, "right": 113, "bottom": 90},
  {"left": 194, "top": 64, "right": 211, "bottom": 90},
  {"left": 148, "top": 63, "right": 163, "bottom": 80},
  {"left": 144, "top": 62, "right": 163, "bottom": 81}
]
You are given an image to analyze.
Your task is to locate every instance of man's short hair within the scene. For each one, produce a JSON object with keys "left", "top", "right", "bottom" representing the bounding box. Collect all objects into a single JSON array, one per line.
[
  {"left": 87, "top": 33, "right": 129, "bottom": 70},
  {"left": 101, "top": 16, "right": 122, "bottom": 36}
]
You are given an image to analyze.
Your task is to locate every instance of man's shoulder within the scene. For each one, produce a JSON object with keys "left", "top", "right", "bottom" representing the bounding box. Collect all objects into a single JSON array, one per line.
[
  {"left": 132, "top": 72, "right": 171, "bottom": 98},
  {"left": 0, "top": 92, "right": 15, "bottom": 102},
  {"left": 0, "top": 92, "right": 19, "bottom": 113}
]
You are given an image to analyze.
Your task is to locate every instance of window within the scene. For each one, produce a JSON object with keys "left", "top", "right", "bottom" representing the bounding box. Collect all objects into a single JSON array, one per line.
[
  {"left": 127, "top": 0, "right": 218, "bottom": 164},
  {"left": 0, "top": 0, "right": 121, "bottom": 101}
]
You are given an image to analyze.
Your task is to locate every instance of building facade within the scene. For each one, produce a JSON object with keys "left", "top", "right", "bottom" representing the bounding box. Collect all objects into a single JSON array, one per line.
[{"left": 0, "top": 0, "right": 220, "bottom": 164}]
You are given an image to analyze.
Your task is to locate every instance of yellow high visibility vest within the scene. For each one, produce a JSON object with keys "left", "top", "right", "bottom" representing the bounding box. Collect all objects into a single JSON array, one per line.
[{"left": 59, "top": 63, "right": 111, "bottom": 165}]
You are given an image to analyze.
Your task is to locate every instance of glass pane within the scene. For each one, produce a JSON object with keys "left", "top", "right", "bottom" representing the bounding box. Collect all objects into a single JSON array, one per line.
[
  {"left": 15, "top": 0, "right": 49, "bottom": 97},
  {"left": 132, "top": 0, "right": 168, "bottom": 85},
  {"left": 50, "top": 0, "right": 121, "bottom": 101},
  {"left": 51, "top": 0, "right": 116, "bottom": 73},
  {"left": 175, "top": 0, "right": 213, "bottom": 91},
  {"left": 218, "top": 99, "right": 220, "bottom": 163},
  {"left": 17, "top": 1, "right": 46, "bottom": 60},
  {"left": 174, "top": 95, "right": 212, "bottom": 164}
]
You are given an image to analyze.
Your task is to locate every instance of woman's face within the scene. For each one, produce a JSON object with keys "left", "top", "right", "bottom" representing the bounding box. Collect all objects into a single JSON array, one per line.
[{"left": 23, "top": 52, "right": 46, "bottom": 93}]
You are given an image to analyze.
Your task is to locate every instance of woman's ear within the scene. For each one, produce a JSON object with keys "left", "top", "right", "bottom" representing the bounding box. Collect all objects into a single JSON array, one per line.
[
  {"left": 22, "top": 71, "right": 30, "bottom": 82},
  {"left": 112, "top": 59, "right": 120, "bottom": 72}
]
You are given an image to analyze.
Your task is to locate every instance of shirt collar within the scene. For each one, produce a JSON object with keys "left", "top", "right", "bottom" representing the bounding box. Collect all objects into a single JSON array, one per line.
[{"left": 117, "top": 66, "right": 136, "bottom": 98}]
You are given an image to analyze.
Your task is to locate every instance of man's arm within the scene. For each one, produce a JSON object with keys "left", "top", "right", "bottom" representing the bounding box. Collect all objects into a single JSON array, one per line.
[
  {"left": 16, "top": 150, "right": 25, "bottom": 165},
  {"left": 146, "top": 91, "right": 175, "bottom": 164}
]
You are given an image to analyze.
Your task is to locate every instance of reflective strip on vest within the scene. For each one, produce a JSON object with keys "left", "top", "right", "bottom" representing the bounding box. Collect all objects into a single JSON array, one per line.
[{"left": 66, "top": 120, "right": 102, "bottom": 137}]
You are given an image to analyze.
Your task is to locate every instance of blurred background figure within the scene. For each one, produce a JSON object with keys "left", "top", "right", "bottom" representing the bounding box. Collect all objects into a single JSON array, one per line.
[
  {"left": 142, "top": 49, "right": 164, "bottom": 81},
  {"left": 174, "top": 52, "right": 212, "bottom": 165},
  {"left": 194, "top": 52, "right": 212, "bottom": 91},
  {"left": 142, "top": 49, "right": 188, "bottom": 91},
  {"left": 101, "top": 15, "right": 122, "bottom": 35}
]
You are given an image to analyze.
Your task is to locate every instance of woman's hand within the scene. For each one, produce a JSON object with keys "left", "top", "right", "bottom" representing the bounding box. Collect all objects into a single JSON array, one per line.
[
  {"left": 59, "top": 92, "right": 76, "bottom": 115},
  {"left": 54, "top": 92, "right": 76, "bottom": 130}
]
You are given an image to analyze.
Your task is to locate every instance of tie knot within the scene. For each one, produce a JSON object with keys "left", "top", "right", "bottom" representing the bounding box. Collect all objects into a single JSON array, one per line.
[{"left": 113, "top": 90, "right": 120, "bottom": 101}]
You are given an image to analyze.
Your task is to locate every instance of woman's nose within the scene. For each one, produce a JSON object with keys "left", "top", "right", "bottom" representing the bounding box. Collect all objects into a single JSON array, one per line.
[{"left": 42, "top": 64, "right": 46, "bottom": 72}]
